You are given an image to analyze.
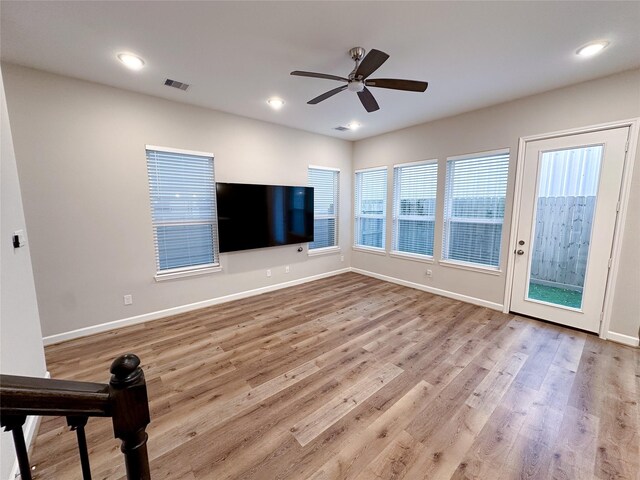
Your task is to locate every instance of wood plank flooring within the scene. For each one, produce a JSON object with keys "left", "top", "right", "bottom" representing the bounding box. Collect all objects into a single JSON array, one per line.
[{"left": 31, "top": 273, "right": 639, "bottom": 479}]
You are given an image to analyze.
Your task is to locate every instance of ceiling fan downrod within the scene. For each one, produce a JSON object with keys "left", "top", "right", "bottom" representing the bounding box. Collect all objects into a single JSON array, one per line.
[
  {"left": 349, "top": 46, "right": 366, "bottom": 78},
  {"left": 348, "top": 47, "right": 366, "bottom": 91}
]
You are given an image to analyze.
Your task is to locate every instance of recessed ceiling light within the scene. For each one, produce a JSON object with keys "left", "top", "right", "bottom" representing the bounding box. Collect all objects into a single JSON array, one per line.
[
  {"left": 267, "top": 97, "right": 285, "bottom": 110},
  {"left": 576, "top": 41, "right": 609, "bottom": 57},
  {"left": 117, "top": 53, "right": 145, "bottom": 70},
  {"left": 346, "top": 122, "right": 361, "bottom": 130}
]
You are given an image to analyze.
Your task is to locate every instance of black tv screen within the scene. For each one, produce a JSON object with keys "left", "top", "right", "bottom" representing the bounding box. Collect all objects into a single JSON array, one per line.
[{"left": 216, "top": 182, "right": 314, "bottom": 253}]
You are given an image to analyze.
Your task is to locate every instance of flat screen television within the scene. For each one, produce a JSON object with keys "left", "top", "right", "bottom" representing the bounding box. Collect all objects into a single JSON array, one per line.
[{"left": 216, "top": 182, "right": 314, "bottom": 253}]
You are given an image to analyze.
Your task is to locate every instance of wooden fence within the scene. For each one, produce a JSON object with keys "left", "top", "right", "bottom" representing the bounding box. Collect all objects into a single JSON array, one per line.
[{"left": 529, "top": 196, "right": 596, "bottom": 290}]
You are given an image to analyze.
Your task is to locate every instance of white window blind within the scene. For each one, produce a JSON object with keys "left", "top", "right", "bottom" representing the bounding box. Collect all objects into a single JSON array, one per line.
[
  {"left": 354, "top": 167, "right": 388, "bottom": 250},
  {"left": 443, "top": 151, "right": 509, "bottom": 268},
  {"left": 308, "top": 167, "right": 339, "bottom": 250},
  {"left": 146, "top": 148, "right": 218, "bottom": 273},
  {"left": 392, "top": 161, "right": 438, "bottom": 257}
]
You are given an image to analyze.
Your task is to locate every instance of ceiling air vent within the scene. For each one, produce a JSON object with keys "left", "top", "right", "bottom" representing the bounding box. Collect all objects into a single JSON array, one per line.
[
  {"left": 334, "top": 126, "right": 349, "bottom": 131},
  {"left": 164, "top": 79, "right": 190, "bottom": 91}
]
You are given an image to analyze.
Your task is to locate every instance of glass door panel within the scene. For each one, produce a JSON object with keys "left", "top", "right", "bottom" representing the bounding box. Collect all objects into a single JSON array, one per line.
[{"left": 526, "top": 145, "right": 603, "bottom": 310}]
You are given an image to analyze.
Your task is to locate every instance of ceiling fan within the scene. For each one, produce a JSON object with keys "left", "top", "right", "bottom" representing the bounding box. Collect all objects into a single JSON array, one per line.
[{"left": 291, "top": 47, "right": 428, "bottom": 113}]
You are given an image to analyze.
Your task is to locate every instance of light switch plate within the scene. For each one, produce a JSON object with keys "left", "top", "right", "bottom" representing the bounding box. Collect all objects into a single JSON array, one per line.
[{"left": 13, "top": 230, "right": 26, "bottom": 248}]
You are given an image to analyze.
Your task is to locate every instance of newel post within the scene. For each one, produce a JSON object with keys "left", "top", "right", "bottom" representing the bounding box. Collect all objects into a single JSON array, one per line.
[{"left": 109, "top": 354, "right": 151, "bottom": 480}]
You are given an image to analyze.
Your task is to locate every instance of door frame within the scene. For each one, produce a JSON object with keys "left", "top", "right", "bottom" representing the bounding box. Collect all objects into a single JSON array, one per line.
[{"left": 503, "top": 118, "right": 640, "bottom": 341}]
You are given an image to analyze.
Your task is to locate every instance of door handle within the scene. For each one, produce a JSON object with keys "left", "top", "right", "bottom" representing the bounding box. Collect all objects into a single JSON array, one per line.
[{"left": 516, "top": 249, "right": 525, "bottom": 255}]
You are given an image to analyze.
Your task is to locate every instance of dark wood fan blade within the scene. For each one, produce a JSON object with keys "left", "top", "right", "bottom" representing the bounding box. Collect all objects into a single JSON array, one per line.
[
  {"left": 291, "top": 71, "right": 348, "bottom": 82},
  {"left": 355, "top": 49, "right": 389, "bottom": 79},
  {"left": 357, "top": 87, "right": 380, "bottom": 112},
  {"left": 365, "top": 78, "right": 428, "bottom": 92},
  {"left": 308, "top": 85, "right": 348, "bottom": 104}
]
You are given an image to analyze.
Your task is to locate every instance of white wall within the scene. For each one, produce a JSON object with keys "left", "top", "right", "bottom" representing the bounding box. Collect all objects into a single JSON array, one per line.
[
  {"left": 0, "top": 68, "right": 47, "bottom": 480},
  {"left": 353, "top": 68, "right": 640, "bottom": 340},
  {"left": 1, "top": 64, "right": 352, "bottom": 339}
]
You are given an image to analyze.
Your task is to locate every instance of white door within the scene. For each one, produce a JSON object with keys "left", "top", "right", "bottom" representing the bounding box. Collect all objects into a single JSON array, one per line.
[{"left": 510, "top": 127, "right": 629, "bottom": 332}]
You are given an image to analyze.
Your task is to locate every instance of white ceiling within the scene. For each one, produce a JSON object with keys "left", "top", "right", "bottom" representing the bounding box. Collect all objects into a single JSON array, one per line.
[{"left": 1, "top": 1, "right": 639, "bottom": 140}]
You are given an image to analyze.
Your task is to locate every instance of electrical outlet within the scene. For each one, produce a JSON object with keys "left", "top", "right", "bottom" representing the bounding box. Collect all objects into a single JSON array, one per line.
[
  {"left": 123, "top": 294, "right": 133, "bottom": 305},
  {"left": 340, "top": 255, "right": 344, "bottom": 262},
  {"left": 426, "top": 269, "right": 433, "bottom": 277},
  {"left": 266, "top": 269, "right": 272, "bottom": 277},
  {"left": 285, "top": 265, "right": 290, "bottom": 273}
]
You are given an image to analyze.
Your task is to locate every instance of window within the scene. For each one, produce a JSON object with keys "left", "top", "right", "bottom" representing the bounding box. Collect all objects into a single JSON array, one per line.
[
  {"left": 354, "top": 167, "right": 388, "bottom": 250},
  {"left": 443, "top": 150, "right": 509, "bottom": 268},
  {"left": 392, "top": 160, "right": 438, "bottom": 258},
  {"left": 146, "top": 146, "right": 219, "bottom": 276},
  {"left": 308, "top": 166, "right": 339, "bottom": 250}
]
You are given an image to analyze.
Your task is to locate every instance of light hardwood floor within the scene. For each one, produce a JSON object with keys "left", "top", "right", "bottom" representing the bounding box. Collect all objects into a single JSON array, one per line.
[{"left": 31, "top": 273, "right": 639, "bottom": 479}]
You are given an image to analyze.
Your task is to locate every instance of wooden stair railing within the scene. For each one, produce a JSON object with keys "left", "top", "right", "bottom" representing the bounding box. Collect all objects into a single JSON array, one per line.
[{"left": 0, "top": 353, "right": 151, "bottom": 480}]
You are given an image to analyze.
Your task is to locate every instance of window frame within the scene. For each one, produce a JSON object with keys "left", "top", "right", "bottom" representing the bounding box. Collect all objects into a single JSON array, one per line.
[
  {"left": 353, "top": 166, "right": 389, "bottom": 253},
  {"left": 145, "top": 145, "right": 222, "bottom": 281},
  {"left": 441, "top": 148, "right": 510, "bottom": 272},
  {"left": 391, "top": 159, "right": 438, "bottom": 261},
  {"left": 308, "top": 165, "right": 341, "bottom": 255}
]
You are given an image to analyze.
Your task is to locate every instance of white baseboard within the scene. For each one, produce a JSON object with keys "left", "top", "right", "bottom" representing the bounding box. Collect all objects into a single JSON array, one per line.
[
  {"left": 43, "top": 269, "right": 351, "bottom": 346},
  {"left": 607, "top": 331, "right": 640, "bottom": 347},
  {"left": 7, "top": 372, "right": 49, "bottom": 479},
  {"left": 350, "top": 267, "right": 504, "bottom": 311}
]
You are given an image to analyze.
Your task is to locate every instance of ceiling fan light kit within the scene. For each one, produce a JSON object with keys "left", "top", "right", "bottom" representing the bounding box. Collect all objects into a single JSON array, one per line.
[
  {"left": 291, "top": 47, "right": 428, "bottom": 113},
  {"left": 347, "top": 81, "right": 365, "bottom": 93}
]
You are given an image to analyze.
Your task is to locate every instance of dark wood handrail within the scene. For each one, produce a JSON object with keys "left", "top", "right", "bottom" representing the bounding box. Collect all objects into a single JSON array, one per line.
[
  {"left": 0, "top": 353, "right": 151, "bottom": 480},
  {"left": 0, "top": 375, "right": 110, "bottom": 417}
]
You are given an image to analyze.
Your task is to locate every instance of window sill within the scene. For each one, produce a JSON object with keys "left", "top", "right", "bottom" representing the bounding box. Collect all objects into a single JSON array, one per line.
[
  {"left": 308, "top": 246, "right": 341, "bottom": 257},
  {"left": 154, "top": 265, "right": 223, "bottom": 282},
  {"left": 439, "top": 260, "right": 501, "bottom": 276},
  {"left": 352, "top": 246, "right": 387, "bottom": 256},
  {"left": 389, "top": 251, "right": 434, "bottom": 264}
]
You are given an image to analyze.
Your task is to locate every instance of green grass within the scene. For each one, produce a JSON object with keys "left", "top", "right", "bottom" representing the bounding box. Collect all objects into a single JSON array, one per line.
[{"left": 528, "top": 282, "right": 583, "bottom": 309}]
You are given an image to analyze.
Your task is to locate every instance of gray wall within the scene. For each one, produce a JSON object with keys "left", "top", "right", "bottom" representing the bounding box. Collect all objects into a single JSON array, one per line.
[
  {"left": 352, "top": 68, "right": 640, "bottom": 339},
  {"left": 2, "top": 64, "right": 352, "bottom": 338},
  {"left": 3, "top": 63, "right": 638, "bottom": 342},
  {"left": 0, "top": 69, "right": 47, "bottom": 480}
]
